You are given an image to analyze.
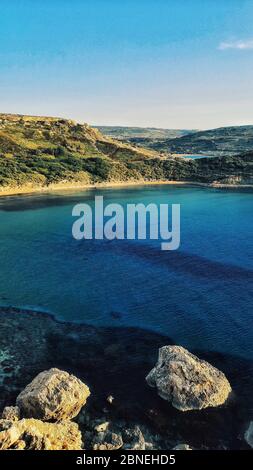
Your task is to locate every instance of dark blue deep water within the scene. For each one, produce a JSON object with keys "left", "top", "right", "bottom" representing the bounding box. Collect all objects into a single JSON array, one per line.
[{"left": 0, "top": 185, "right": 252, "bottom": 359}]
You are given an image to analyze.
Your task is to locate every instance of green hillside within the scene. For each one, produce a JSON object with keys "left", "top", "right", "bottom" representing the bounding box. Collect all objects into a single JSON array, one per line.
[
  {"left": 0, "top": 114, "right": 158, "bottom": 189},
  {"left": 151, "top": 125, "right": 253, "bottom": 156},
  {"left": 96, "top": 126, "right": 195, "bottom": 150},
  {"left": 0, "top": 114, "right": 252, "bottom": 192}
]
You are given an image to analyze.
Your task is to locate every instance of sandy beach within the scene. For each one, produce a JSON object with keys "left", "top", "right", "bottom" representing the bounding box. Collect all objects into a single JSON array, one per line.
[{"left": 0, "top": 179, "right": 252, "bottom": 198}]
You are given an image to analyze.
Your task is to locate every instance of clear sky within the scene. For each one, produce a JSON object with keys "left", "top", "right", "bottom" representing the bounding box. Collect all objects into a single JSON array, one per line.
[{"left": 0, "top": 0, "right": 253, "bottom": 129}]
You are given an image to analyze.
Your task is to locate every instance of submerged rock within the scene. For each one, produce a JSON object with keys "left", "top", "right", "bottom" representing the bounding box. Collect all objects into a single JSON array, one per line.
[
  {"left": 16, "top": 368, "right": 90, "bottom": 421},
  {"left": 146, "top": 346, "right": 231, "bottom": 411},
  {"left": 244, "top": 421, "right": 253, "bottom": 448},
  {"left": 92, "top": 431, "right": 123, "bottom": 450},
  {"left": 94, "top": 421, "right": 110, "bottom": 433},
  {"left": 0, "top": 418, "right": 82, "bottom": 450},
  {"left": 173, "top": 443, "right": 192, "bottom": 450},
  {"left": 122, "top": 426, "right": 146, "bottom": 450}
]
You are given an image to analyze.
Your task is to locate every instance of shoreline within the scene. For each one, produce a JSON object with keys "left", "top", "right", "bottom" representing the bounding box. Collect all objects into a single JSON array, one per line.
[
  {"left": 0, "top": 304, "right": 251, "bottom": 364},
  {"left": 0, "top": 305, "right": 252, "bottom": 450},
  {"left": 1, "top": 179, "right": 253, "bottom": 198}
]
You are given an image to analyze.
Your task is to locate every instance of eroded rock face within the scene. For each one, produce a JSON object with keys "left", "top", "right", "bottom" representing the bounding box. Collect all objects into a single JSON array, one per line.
[
  {"left": 146, "top": 346, "right": 232, "bottom": 411},
  {"left": 16, "top": 368, "right": 90, "bottom": 421},
  {"left": 0, "top": 418, "right": 82, "bottom": 450}
]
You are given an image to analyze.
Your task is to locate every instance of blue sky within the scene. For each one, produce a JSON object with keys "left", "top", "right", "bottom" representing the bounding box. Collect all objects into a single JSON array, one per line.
[{"left": 0, "top": 0, "right": 253, "bottom": 129}]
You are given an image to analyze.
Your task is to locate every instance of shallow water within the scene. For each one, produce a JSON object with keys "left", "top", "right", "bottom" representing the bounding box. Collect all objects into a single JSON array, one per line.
[
  {"left": 0, "top": 185, "right": 252, "bottom": 359},
  {"left": 181, "top": 154, "right": 217, "bottom": 159}
]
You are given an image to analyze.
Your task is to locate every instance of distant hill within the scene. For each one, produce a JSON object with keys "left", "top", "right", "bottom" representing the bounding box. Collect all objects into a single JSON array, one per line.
[
  {"left": 96, "top": 126, "right": 196, "bottom": 150},
  {"left": 0, "top": 114, "right": 252, "bottom": 193},
  {"left": 151, "top": 125, "right": 253, "bottom": 156}
]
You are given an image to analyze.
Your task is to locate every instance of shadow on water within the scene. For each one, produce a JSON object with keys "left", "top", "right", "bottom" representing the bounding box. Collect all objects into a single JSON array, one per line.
[
  {"left": 121, "top": 240, "right": 253, "bottom": 281},
  {"left": 0, "top": 307, "right": 252, "bottom": 449},
  {"left": 72, "top": 237, "right": 253, "bottom": 281}
]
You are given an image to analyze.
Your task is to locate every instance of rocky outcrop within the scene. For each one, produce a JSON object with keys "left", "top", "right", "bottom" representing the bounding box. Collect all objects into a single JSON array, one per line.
[
  {"left": 244, "top": 422, "right": 253, "bottom": 448},
  {"left": 89, "top": 423, "right": 160, "bottom": 451},
  {"left": 77, "top": 408, "right": 163, "bottom": 451},
  {"left": 0, "top": 418, "right": 82, "bottom": 450},
  {"left": 146, "top": 346, "right": 231, "bottom": 411},
  {"left": 16, "top": 368, "right": 90, "bottom": 421}
]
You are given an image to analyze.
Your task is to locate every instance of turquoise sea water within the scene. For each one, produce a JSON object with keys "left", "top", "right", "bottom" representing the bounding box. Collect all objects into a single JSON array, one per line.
[{"left": 0, "top": 185, "right": 252, "bottom": 359}]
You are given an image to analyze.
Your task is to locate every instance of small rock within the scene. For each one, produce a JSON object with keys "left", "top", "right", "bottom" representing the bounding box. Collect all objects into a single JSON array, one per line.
[
  {"left": 122, "top": 426, "right": 146, "bottom": 450},
  {"left": 16, "top": 368, "right": 90, "bottom": 421},
  {"left": 244, "top": 421, "right": 253, "bottom": 448},
  {"left": 146, "top": 346, "right": 232, "bottom": 411},
  {"left": 173, "top": 444, "right": 192, "bottom": 450},
  {"left": 92, "top": 431, "right": 123, "bottom": 450},
  {"left": 107, "top": 395, "right": 114, "bottom": 404},
  {"left": 94, "top": 421, "right": 110, "bottom": 433},
  {"left": 1, "top": 406, "right": 20, "bottom": 421}
]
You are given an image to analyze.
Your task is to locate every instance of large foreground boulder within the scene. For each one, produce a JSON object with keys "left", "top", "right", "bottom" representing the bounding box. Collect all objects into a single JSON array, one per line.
[
  {"left": 0, "top": 418, "right": 82, "bottom": 450},
  {"left": 16, "top": 368, "right": 90, "bottom": 421},
  {"left": 146, "top": 346, "right": 231, "bottom": 411}
]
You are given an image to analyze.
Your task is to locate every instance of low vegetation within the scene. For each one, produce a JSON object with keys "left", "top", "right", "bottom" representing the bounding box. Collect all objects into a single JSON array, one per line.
[
  {"left": 0, "top": 113, "right": 252, "bottom": 191},
  {"left": 150, "top": 125, "right": 253, "bottom": 156},
  {"left": 96, "top": 126, "right": 195, "bottom": 150}
]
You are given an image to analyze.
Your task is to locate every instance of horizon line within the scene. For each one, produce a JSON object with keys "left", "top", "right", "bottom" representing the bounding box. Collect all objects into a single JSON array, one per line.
[{"left": 1, "top": 111, "right": 253, "bottom": 132}]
